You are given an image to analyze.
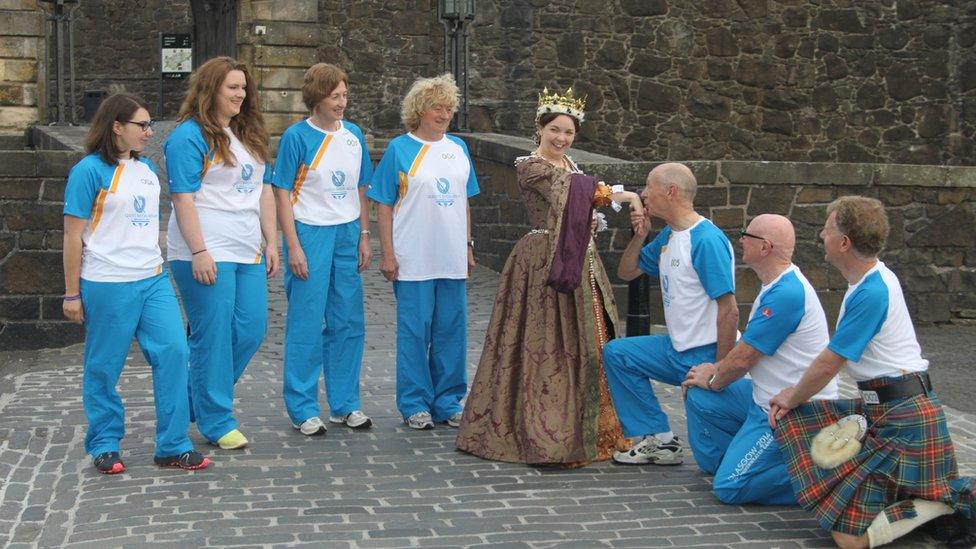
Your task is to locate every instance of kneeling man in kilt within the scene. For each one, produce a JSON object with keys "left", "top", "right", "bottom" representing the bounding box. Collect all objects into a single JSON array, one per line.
[{"left": 769, "top": 195, "right": 976, "bottom": 548}]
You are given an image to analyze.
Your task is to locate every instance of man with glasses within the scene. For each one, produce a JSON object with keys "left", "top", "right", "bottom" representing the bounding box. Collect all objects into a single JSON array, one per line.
[
  {"left": 680, "top": 214, "right": 837, "bottom": 505},
  {"left": 604, "top": 162, "right": 738, "bottom": 466}
]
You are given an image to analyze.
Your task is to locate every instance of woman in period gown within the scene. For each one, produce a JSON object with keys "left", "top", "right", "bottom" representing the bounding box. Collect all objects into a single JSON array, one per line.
[{"left": 456, "top": 89, "right": 643, "bottom": 466}]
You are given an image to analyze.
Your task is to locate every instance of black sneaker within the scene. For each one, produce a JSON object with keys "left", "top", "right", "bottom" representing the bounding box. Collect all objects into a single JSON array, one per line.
[
  {"left": 93, "top": 451, "right": 125, "bottom": 474},
  {"left": 154, "top": 450, "right": 211, "bottom": 470}
]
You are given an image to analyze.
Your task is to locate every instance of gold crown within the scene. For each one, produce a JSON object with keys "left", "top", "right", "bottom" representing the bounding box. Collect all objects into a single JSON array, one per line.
[{"left": 536, "top": 87, "right": 586, "bottom": 122}]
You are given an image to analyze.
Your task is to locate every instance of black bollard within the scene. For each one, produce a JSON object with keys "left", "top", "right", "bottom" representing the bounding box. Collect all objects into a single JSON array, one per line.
[
  {"left": 626, "top": 273, "right": 651, "bottom": 337},
  {"left": 625, "top": 224, "right": 651, "bottom": 337}
]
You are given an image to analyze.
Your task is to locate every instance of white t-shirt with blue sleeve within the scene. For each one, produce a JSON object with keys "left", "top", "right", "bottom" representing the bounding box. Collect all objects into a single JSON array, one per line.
[
  {"left": 829, "top": 261, "right": 928, "bottom": 381},
  {"left": 164, "top": 119, "right": 269, "bottom": 264},
  {"left": 742, "top": 264, "right": 837, "bottom": 409},
  {"left": 63, "top": 154, "right": 164, "bottom": 282},
  {"left": 638, "top": 217, "right": 735, "bottom": 351},
  {"left": 272, "top": 119, "right": 373, "bottom": 226},
  {"left": 366, "top": 133, "right": 479, "bottom": 281}
]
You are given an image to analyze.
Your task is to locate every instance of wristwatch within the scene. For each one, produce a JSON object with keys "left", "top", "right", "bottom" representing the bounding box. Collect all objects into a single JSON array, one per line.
[
  {"left": 706, "top": 373, "right": 718, "bottom": 391},
  {"left": 467, "top": 239, "right": 475, "bottom": 248}
]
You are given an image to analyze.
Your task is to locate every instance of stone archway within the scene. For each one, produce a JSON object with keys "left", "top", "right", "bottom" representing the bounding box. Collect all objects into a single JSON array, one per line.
[{"left": 191, "top": 0, "right": 237, "bottom": 66}]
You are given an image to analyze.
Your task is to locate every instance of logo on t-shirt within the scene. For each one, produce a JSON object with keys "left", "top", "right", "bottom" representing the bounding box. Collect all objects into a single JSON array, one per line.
[
  {"left": 433, "top": 177, "right": 457, "bottom": 207},
  {"left": 127, "top": 195, "right": 152, "bottom": 227},
  {"left": 331, "top": 170, "right": 349, "bottom": 199},
  {"left": 235, "top": 163, "right": 258, "bottom": 195},
  {"left": 662, "top": 274, "right": 671, "bottom": 308},
  {"left": 763, "top": 307, "right": 773, "bottom": 318}
]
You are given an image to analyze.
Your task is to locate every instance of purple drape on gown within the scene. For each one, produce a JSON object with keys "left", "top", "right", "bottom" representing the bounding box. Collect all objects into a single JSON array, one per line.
[{"left": 546, "top": 174, "right": 598, "bottom": 293}]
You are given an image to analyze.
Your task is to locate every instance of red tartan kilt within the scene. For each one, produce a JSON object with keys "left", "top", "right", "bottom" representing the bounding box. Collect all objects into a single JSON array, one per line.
[{"left": 773, "top": 390, "right": 975, "bottom": 535}]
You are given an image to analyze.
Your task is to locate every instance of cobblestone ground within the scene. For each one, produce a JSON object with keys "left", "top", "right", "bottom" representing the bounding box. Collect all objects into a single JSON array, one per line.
[{"left": 2, "top": 260, "right": 974, "bottom": 548}]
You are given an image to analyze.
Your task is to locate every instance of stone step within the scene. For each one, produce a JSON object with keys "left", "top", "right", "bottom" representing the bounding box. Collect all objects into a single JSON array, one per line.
[{"left": 0, "top": 133, "right": 26, "bottom": 150}]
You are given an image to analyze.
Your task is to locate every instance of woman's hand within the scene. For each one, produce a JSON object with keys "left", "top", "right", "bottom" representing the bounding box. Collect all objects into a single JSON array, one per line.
[
  {"left": 63, "top": 298, "right": 84, "bottom": 324},
  {"left": 288, "top": 244, "right": 309, "bottom": 280},
  {"left": 467, "top": 245, "right": 476, "bottom": 276},
  {"left": 265, "top": 244, "right": 280, "bottom": 279},
  {"left": 380, "top": 254, "right": 399, "bottom": 282},
  {"left": 192, "top": 250, "right": 217, "bottom": 285},
  {"left": 358, "top": 234, "right": 373, "bottom": 272}
]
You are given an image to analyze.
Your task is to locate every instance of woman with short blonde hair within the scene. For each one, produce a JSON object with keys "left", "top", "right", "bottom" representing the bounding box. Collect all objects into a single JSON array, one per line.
[{"left": 367, "top": 73, "right": 478, "bottom": 430}]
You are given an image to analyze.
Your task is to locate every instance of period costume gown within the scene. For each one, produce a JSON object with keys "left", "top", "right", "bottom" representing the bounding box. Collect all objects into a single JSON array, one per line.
[{"left": 456, "top": 154, "right": 628, "bottom": 465}]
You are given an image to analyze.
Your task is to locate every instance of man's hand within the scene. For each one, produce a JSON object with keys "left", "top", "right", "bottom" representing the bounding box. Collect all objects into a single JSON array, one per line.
[
  {"left": 681, "top": 362, "right": 716, "bottom": 398},
  {"left": 768, "top": 386, "right": 798, "bottom": 429}
]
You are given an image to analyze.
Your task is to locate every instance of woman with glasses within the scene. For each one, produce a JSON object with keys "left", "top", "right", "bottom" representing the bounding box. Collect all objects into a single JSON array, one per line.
[
  {"left": 165, "top": 56, "right": 279, "bottom": 451},
  {"left": 272, "top": 63, "right": 374, "bottom": 436},
  {"left": 63, "top": 93, "right": 210, "bottom": 473}
]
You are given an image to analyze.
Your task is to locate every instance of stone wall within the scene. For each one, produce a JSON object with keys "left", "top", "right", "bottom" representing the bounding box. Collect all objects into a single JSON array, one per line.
[
  {"left": 0, "top": 145, "right": 84, "bottom": 349},
  {"left": 50, "top": 0, "right": 193, "bottom": 121},
  {"left": 465, "top": 1, "right": 976, "bottom": 166},
  {"left": 0, "top": 0, "right": 44, "bottom": 132},
  {"left": 463, "top": 132, "right": 976, "bottom": 327}
]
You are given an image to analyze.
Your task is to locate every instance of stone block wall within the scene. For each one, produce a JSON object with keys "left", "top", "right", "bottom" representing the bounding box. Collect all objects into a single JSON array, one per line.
[
  {"left": 0, "top": 147, "right": 85, "bottom": 349},
  {"left": 463, "top": 132, "right": 976, "bottom": 327},
  {"left": 0, "top": 0, "right": 44, "bottom": 132},
  {"left": 464, "top": 1, "right": 976, "bottom": 166},
  {"left": 53, "top": 0, "right": 193, "bottom": 120}
]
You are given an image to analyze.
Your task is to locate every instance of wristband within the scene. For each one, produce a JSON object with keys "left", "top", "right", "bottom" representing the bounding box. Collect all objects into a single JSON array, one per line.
[
  {"left": 361, "top": 229, "right": 371, "bottom": 235},
  {"left": 63, "top": 294, "right": 81, "bottom": 302},
  {"left": 192, "top": 248, "right": 207, "bottom": 255}
]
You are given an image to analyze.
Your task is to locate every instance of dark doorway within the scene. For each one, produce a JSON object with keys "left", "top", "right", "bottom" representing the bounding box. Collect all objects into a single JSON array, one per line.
[{"left": 191, "top": 0, "right": 238, "bottom": 66}]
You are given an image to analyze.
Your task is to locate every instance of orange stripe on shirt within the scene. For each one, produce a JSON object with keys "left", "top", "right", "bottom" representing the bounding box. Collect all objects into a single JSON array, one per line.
[
  {"left": 291, "top": 135, "right": 333, "bottom": 205},
  {"left": 408, "top": 144, "right": 430, "bottom": 177},
  {"left": 394, "top": 171, "right": 409, "bottom": 215},
  {"left": 89, "top": 163, "right": 125, "bottom": 233},
  {"left": 290, "top": 164, "right": 309, "bottom": 205},
  {"left": 201, "top": 151, "right": 219, "bottom": 180},
  {"left": 309, "top": 134, "right": 334, "bottom": 170},
  {"left": 253, "top": 251, "right": 262, "bottom": 264}
]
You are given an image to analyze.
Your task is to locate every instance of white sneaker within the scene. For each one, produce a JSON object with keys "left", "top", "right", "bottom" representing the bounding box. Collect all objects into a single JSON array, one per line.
[
  {"left": 613, "top": 435, "right": 684, "bottom": 465},
  {"left": 405, "top": 411, "right": 434, "bottom": 430},
  {"left": 329, "top": 410, "right": 373, "bottom": 430},
  {"left": 293, "top": 416, "right": 327, "bottom": 436},
  {"left": 444, "top": 412, "right": 462, "bottom": 428}
]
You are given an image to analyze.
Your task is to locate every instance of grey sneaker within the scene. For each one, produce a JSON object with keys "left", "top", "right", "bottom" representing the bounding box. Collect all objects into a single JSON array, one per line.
[
  {"left": 405, "top": 411, "right": 434, "bottom": 430},
  {"left": 613, "top": 435, "right": 683, "bottom": 465},
  {"left": 293, "top": 417, "right": 327, "bottom": 436},
  {"left": 444, "top": 412, "right": 462, "bottom": 428},
  {"left": 329, "top": 410, "right": 373, "bottom": 430}
]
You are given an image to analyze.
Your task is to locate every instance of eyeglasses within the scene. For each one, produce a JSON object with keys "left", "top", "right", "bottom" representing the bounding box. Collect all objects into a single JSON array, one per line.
[
  {"left": 124, "top": 120, "right": 156, "bottom": 131},
  {"left": 740, "top": 230, "right": 773, "bottom": 248}
]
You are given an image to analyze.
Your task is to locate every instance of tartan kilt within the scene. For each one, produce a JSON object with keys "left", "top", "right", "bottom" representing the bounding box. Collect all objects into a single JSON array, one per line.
[{"left": 773, "top": 388, "right": 976, "bottom": 535}]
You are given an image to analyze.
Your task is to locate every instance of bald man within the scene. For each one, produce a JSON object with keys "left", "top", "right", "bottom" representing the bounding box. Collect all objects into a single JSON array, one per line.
[
  {"left": 680, "top": 214, "right": 838, "bottom": 505},
  {"left": 604, "top": 163, "right": 738, "bottom": 466}
]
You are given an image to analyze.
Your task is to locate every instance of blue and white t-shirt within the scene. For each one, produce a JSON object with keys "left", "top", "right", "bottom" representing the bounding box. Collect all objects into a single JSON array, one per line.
[
  {"left": 367, "top": 133, "right": 479, "bottom": 281},
  {"left": 272, "top": 119, "right": 373, "bottom": 226},
  {"left": 742, "top": 264, "right": 837, "bottom": 410},
  {"left": 829, "top": 261, "right": 928, "bottom": 381},
  {"left": 63, "top": 154, "right": 164, "bottom": 282},
  {"left": 164, "top": 119, "right": 270, "bottom": 264},
  {"left": 639, "top": 217, "right": 735, "bottom": 351}
]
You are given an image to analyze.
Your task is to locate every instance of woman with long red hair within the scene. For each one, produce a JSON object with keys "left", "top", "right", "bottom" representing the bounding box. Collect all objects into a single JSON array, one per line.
[{"left": 165, "top": 56, "right": 279, "bottom": 450}]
